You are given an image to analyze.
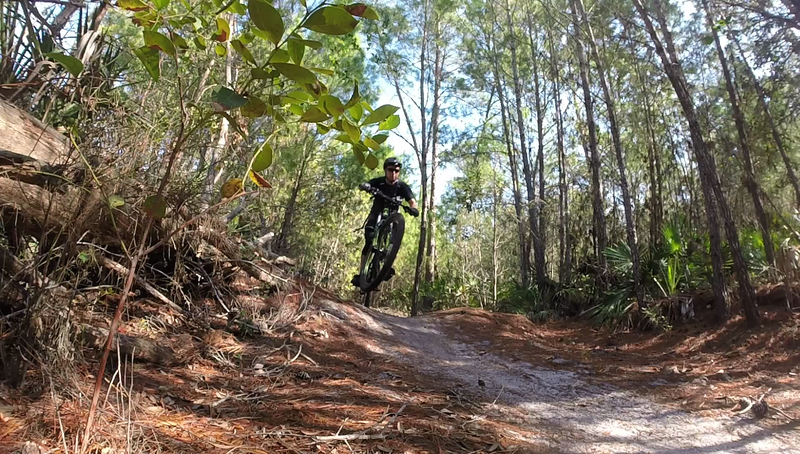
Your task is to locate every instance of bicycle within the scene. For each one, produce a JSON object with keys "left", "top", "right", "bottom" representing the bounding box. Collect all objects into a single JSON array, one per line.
[{"left": 357, "top": 182, "right": 418, "bottom": 307}]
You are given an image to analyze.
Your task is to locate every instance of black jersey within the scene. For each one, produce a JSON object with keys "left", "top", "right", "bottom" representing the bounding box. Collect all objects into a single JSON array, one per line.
[{"left": 368, "top": 177, "right": 414, "bottom": 212}]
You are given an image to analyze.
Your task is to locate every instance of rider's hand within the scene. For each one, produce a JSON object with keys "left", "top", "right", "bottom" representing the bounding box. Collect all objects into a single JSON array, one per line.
[
  {"left": 359, "top": 182, "right": 371, "bottom": 191},
  {"left": 408, "top": 207, "right": 420, "bottom": 217}
]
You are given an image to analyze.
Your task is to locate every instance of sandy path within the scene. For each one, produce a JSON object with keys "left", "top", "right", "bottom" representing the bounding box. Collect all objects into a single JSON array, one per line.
[{"left": 348, "top": 308, "right": 800, "bottom": 453}]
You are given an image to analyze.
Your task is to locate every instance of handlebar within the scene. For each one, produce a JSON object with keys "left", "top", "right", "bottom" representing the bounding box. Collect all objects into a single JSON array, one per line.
[{"left": 359, "top": 183, "right": 419, "bottom": 217}]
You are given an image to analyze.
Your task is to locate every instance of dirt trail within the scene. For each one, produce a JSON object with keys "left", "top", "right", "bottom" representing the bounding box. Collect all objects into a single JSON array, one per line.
[{"left": 324, "top": 302, "right": 800, "bottom": 453}]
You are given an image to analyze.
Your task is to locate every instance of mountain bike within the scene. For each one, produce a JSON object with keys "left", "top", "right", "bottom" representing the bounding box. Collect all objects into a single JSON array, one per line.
[{"left": 357, "top": 183, "right": 418, "bottom": 307}]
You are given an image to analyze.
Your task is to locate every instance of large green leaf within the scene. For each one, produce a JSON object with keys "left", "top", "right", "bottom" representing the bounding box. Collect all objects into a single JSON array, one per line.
[
  {"left": 241, "top": 96, "right": 268, "bottom": 117},
  {"left": 249, "top": 0, "right": 284, "bottom": 45},
  {"left": 349, "top": 103, "right": 363, "bottom": 122},
  {"left": 363, "top": 135, "right": 380, "bottom": 151},
  {"left": 215, "top": 43, "right": 227, "bottom": 56},
  {"left": 352, "top": 144, "right": 366, "bottom": 164},
  {"left": 231, "top": 39, "right": 256, "bottom": 65},
  {"left": 292, "top": 38, "right": 322, "bottom": 49},
  {"left": 373, "top": 133, "right": 389, "bottom": 144},
  {"left": 268, "top": 48, "right": 290, "bottom": 63},
  {"left": 344, "top": 81, "right": 360, "bottom": 108},
  {"left": 363, "top": 105, "right": 399, "bottom": 125},
  {"left": 300, "top": 106, "right": 330, "bottom": 122},
  {"left": 302, "top": 6, "right": 358, "bottom": 35},
  {"left": 364, "top": 153, "right": 378, "bottom": 170},
  {"left": 133, "top": 46, "right": 160, "bottom": 81},
  {"left": 44, "top": 52, "right": 83, "bottom": 77},
  {"left": 342, "top": 118, "right": 360, "bottom": 142},
  {"left": 193, "top": 36, "right": 207, "bottom": 50},
  {"left": 153, "top": 0, "right": 170, "bottom": 10},
  {"left": 320, "top": 94, "right": 344, "bottom": 117},
  {"left": 252, "top": 142, "right": 273, "bottom": 171},
  {"left": 287, "top": 37, "right": 305, "bottom": 64},
  {"left": 143, "top": 30, "right": 176, "bottom": 56},
  {"left": 378, "top": 114, "right": 401, "bottom": 130},
  {"left": 118, "top": 0, "right": 149, "bottom": 11},
  {"left": 211, "top": 86, "right": 247, "bottom": 111},
  {"left": 144, "top": 195, "right": 167, "bottom": 219},
  {"left": 272, "top": 63, "right": 317, "bottom": 84}
]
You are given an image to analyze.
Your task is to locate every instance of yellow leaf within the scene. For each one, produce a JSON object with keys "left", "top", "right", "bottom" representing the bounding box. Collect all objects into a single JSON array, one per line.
[
  {"left": 221, "top": 178, "right": 243, "bottom": 198},
  {"left": 248, "top": 170, "right": 272, "bottom": 188}
]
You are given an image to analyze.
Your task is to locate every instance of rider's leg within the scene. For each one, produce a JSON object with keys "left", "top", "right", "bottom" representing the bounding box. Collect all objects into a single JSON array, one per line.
[{"left": 353, "top": 211, "right": 380, "bottom": 287}]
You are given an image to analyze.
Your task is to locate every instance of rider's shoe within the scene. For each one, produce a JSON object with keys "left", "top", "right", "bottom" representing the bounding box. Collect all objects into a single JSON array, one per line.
[{"left": 351, "top": 274, "right": 360, "bottom": 287}]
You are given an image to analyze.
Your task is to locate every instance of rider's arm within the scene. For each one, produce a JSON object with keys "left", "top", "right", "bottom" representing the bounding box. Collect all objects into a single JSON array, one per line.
[{"left": 408, "top": 199, "right": 418, "bottom": 209}]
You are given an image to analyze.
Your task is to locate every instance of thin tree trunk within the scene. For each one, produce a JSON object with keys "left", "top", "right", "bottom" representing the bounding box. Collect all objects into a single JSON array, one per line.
[
  {"left": 276, "top": 143, "right": 310, "bottom": 253},
  {"left": 527, "top": 10, "right": 547, "bottom": 286},
  {"left": 504, "top": 0, "right": 538, "bottom": 286},
  {"left": 548, "top": 22, "right": 570, "bottom": 285},
  {"left": 731, "top": 40, "right": 800, "bottom": 207},
  {"left": 426, "top": 43, "right": 443, "bottom": 284},
  {"left": 574, "top": 0, "right": 643, "bottom": 308},
  {"left": 491, "top": 33, "right": 529, "bottom": 286},
  {"left": 703, "top": 0, "right": 775, "bottom": 267},
  {"left": 635, "top": 0, "right": 760, "bottom": 326},
  {"left": 569, "top": 0, "right": 607, "bottom": 291}
]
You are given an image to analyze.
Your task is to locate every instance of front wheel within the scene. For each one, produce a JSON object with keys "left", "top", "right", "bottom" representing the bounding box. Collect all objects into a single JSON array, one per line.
[{"left": 359, "top": 212, "right": 405, "bottom": 292}]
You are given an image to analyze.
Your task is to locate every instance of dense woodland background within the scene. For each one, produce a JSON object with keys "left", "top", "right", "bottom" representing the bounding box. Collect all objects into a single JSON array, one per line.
[{"left": 2, "top": 0, "right": 800, "bottom": 373}]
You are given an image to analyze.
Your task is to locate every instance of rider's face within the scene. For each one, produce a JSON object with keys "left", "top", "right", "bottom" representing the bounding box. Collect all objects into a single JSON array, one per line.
[{"left": 385, "top": 166, "right": 400, "bottom": 184}]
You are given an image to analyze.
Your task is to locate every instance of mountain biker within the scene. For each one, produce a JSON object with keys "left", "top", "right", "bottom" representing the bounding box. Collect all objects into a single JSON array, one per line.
[{"left": 351, "top": 157, "right": 419, "bottom": 287}]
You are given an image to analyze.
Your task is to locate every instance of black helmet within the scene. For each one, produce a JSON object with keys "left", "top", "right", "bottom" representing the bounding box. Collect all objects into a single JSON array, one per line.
[{"left": 383, "top": 157, "right": 401, "bottom": 169}]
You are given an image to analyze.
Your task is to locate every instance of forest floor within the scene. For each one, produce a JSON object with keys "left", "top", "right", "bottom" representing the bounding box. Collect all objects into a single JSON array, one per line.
[{"left": 1, "top": 282, "right": 799, "bottom": 453}]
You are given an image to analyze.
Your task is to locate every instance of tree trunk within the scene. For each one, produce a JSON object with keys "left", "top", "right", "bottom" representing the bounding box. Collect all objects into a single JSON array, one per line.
[
  {"left": 704, "top": 0, "right": 775, "bottom": 267},
  {"left": 425, "top": 43, "right": 443, "bottom": 284},
  {"left": 491, "top": 33, "right": 529, "bottom": 286},
  {"left": 549, "top": 32, "right": 570, "bottom": 285},
  {"left": 276, "top": 143, "right": 311, "bottom": 253},
  {"left": 504, "top": 0, "right": 538, "bottom": 286},
  {"left": 635, "top": 0, "right": 760, "bottom": 326},
  {"left": 731, "top": 40, "right": 800, "bottom": 207},
  {"left": 569, "top": 0, "right": 607, "bottom": 290},
  {"left": 201, "top": 37, "right": 232, "bottom": 209},
  {"left": 527, "top": 10, "right": 547, "bottom": 286},
  {"left": 574, "top": 0, "right": 643, "bottom": 308}
]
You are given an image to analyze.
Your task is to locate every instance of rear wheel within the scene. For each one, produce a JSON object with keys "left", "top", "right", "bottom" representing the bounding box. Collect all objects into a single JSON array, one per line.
[{"left": 359, "top": 213, "right": 405, "bottom": 292}]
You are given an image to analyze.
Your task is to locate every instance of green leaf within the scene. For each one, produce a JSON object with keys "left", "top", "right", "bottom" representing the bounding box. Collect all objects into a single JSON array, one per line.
[
  {"left": 362, "top": 104, "right": 399, "bottom": 125},
  {"left": 285, "top": 90, "right": 312, "bottom": 102},
  {"left": 249, "top": 0, "right": 284, "bottom": 45},
  {"left": 214, "top": 17, "right": 230, "bottom": 42},
  {"left": 215, "top": 43, "right": 227, "bottom": 56},
  {"left": 344, "top": 81, "right": 360, "bottom": 108},
  {"left": 336, "top": 133, "right": 353, "bottom": 143},
  {"left": 143, "top": 30, "right": 176, "bottom": 56},
  {"left": 211, "top": 86, "right": 247, "bottom": 111},
  {"left": 231, "top": 39, "right": 256, "bottom": 65},
  {"left": 251, "top": 67, "right": 272, "bottom": 79},
  {"left": 133, "top": 46, "right": 160, "bottom": 81},
  {"left": 272, "top": 63, "right": 317, "bottom": 84},
  {"left": 239, "top": 31, "right": 255, "bottom": 44},
  {"left": 364, "top": 153, "right": 378, "bottom": 170},
  {"left": 353, "top": 144, "right": 366, "bottom": 164},
  {"left": 292, "top": 38, "right": 322, "bottom": 49},
  {"left": 227, "top": 0, "right": 246, "bottom": 14},
  {"left": 349, "top": 103, "right": 363, "bottom": 121},
  {"left": 288, "top": 104, "right": 305, "bottom": 116},
  {"left": 299, "top": 0, "right": 306, "bottom": 8},
  {"left": 373, "top": 133, "right": 389, "bottom": 144},
  {"left": 342, "top": 118, "right": 360, "bottom": 142},
  {"left": 701, "top": 35, "right": 714, "bottom": 45},
  {"left": 378, "top": 114, "right": 400, "bottom": 130},
  {"left": 108, "top": 195, "right": 125, "bottom": 208},
  {"left": 268, "top": 48, "right": 290, "bottom": 63},
  {"left": 44, "top": 52, "right": 83, "bottom": 77},
  {"left": 288, "top": 38, "right": 305, "bottom": 64},
  {"left": 363, "top": 135, "right": 380, "bottom": 151},
  {"left": 317, "top": 123, "right": 330, "bottom": 134},
  {"left": 144, "top": 195, "right": 167, "bottom": 219},
  {"left": 241, "top": 96, "right": 268, "bottom": 117},
  {"left": 118, "top": 0, "right": 149, "bottom": 11},
  {"left": 171, "top": 32, "right": 189, "bottom": 49},
  {"left": 344, "top": 3, "right": 379, "bottom": 20},
  {"left": 302, "top": 6, "right": 359, "bottom": 35},
  {"left": 252, "top": 142, "right": 273, "bottom": 171},
  {"left": 361, "top": 100, "right": 374, "bottom": 112},
  {"left": 194, "top": 36, "right": 207, "bottom": 50},
  {"left": 320, "top": 94, "right": 345, "bottom": 117},
  {"left": 153, "top": 0, "right": 170, "bottom": 10},
  {"left": 300, "top": 106, "right": 330, "bottom": 122},
  {"left": 308, "top": 67, "right": 334, "bottom": 76}
]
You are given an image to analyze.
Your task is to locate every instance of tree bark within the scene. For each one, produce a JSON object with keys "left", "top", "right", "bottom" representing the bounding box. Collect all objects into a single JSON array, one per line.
[
  {"left": 574, "top": 0, "right": 643, "bottom": 308},
  {"left": 526, "top": 10, "right": 547, "bottom": 287},
  {"left": 635, "top": 0, "right": 760, "bottom": 326},
  {"left": 731, "top": 40, "right": 800, "bottom": 208},
  {"left": 569, "top": 0, "right": 607, "bottom": 291},
  {"left": 425, "top": 42, "right": 443, "bottom": 284},
  {"left": 548, "top": 26, "right": 570, "bottom": 285},
  {"left": 504, "top": 0, "right": 538, "bottom": 286},
  {"left": 491, "top": 31, "right": 529, "bottom": 286},
  {"left": 704, "top": 0, "right": 775, "bottom": 267}
]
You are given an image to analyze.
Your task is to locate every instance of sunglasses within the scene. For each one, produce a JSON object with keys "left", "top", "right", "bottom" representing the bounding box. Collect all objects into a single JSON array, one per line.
[{"left": 386, "top": 167, "right": 400, "bottom": 173}]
